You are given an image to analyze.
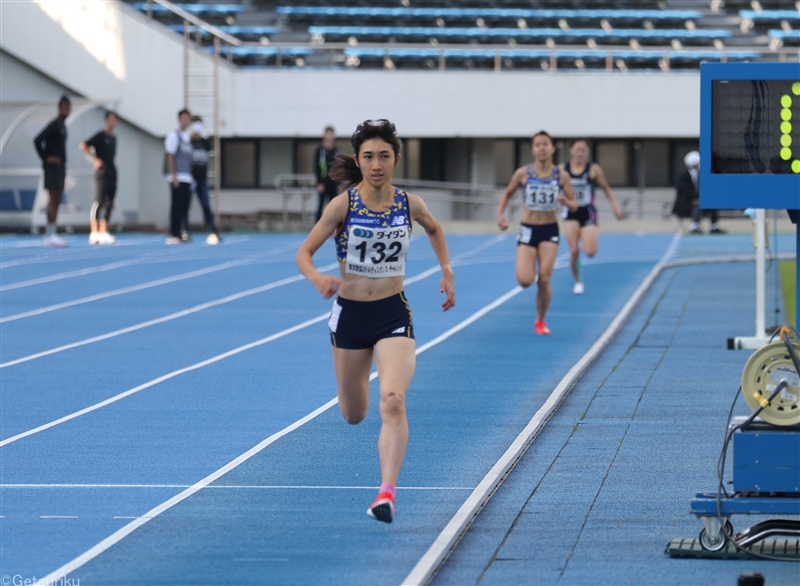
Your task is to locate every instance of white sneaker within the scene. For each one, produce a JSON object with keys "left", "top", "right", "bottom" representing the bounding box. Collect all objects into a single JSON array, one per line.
[
  {"left": 98, "top": 232, "right": 116, "bottom": 245},
  {"left": 89, "top": 232, "right": 101, "bottom": 245},
  {"left": 572, "top": 282, "right": 585, "bottom": 295},
  {"left": 206, "top": 233, "right": 220, "bottom": 245},
  {"left": 44, "top": 234, "right": 67, "bottom": 248},
  {"left": 165, "top": 235, "right": 181, "bottom": 245}
]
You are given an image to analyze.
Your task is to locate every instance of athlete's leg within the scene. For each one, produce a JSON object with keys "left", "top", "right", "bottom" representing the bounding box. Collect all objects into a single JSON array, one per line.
[
  {"left": 515, "top": 244, "right": 539, "bottom": 288},
  {"left": 580, "top": 224, "right": 599, "bottom": 258},
  {"left": 563, "top": 219, "right": 581, "bottom": 283},
  {"left": 46, "top": 190, "right": 61, "bottom": 225},
  {"left": 374, "top": 336, "right": 416, "bottom": 486},
  {"left": 535, "top": 242, "right": 559, "bottom": 322},
  {"left": 332, "top": 346, "right": 374, "bottom": 424}
]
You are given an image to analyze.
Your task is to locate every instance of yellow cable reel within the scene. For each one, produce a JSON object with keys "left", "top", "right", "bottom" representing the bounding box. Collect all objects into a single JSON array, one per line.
[{"left": 741, "top": 338, "right": 800, "bottom": 426}]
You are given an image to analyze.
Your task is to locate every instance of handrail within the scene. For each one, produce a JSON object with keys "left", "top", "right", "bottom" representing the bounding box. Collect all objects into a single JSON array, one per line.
[{"left": 151, "top": 0, "right": 241, "bottom": 46}]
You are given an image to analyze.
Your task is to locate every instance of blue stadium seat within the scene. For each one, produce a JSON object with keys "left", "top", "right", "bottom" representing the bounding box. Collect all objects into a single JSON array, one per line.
[
  {"left": 217, "top": 47, "right": 314, "bottom": 58},
  {"left": 279, "top": 7, "right": 703, "bottom": 22},
  {"left": 740, "top": 10, "right": 800, "bottom": 22},
  {"left": 168, "top": 25, "right": 277, "bottom": 36},
  {"left": 129, "top": 3, "right": 243, "bottom": 15},
  {"left": 19, "top": 189, "right": 36, "bottom": 211},
  {"left": 308, "top": 26, "right": 732, "bottom": 42},
  {"left": 0, "top": 190, "right": 18, "bottom": 211},
  {"left": 768, "top": 30, "right": 800, "bottom": 40}
]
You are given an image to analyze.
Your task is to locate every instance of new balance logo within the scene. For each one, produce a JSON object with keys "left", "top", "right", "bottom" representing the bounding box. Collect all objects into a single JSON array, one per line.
[
  {"left": 550, "top": 236, "right": 559, "bottom": 242},
  {"left": 391, "top": 327, "right": 406, "bottom": 334},
  {"left": 391, "top": 215, "right": 406, "bottom": 226}
]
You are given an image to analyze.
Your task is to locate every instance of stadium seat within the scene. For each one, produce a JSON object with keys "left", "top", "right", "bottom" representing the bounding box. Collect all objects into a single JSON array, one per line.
[
  {"left": 19, "top": 189, "right": 36, "bottom": 211},
  {"left": 128, "top": 3, "right": 243, "bottom": 16},
  {"left": 0, "top": 190, "right": 18, "bottom": 211}
]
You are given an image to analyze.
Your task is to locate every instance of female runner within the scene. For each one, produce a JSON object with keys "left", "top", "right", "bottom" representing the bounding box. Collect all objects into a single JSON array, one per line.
[
  {"left": 496, "top": 131, "right": 577, "bottom": 335},
  {"left": 296, "top": 119, "right": 456, "bottom": 523},
  {"left": 562, "top": 138, "right": 624, "bottom": 294}
]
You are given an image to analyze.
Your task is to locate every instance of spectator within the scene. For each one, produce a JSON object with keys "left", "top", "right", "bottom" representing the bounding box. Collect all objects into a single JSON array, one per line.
[
  {"left": 315, "top": 126, "right": 340, "bottom": 222},
  {"left": 33, "top": 95, "right": 71, "bottom": 247},
  {"left": 80, "top": 111, "right": 119, "bottom": 245},
  {"left": 165, "top": 109, "right": 193, "bottom": 245},
  {"left": 674, "top": 151, "right": 725, "bottom": 234},
  {"left": 184, "top": 116, "right": 220, "bottom": 245}
]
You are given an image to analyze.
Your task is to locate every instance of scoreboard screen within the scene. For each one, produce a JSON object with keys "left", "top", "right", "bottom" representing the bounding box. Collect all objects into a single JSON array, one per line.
[{"left": 712, "top": 80, "right": 800, "bottom": 175}]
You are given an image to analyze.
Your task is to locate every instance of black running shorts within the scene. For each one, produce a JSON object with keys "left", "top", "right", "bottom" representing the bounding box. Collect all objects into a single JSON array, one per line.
[
  {"left": 517, "top": 222, "right": 560, "bottom": 248},
  {"left": 329, "top": 292, "right": 414, "bottom": 349},
  {"left": 44, "top": 164, "right": 65, "bottom": 192},
  {"left": 563, "top": 204, "right": 597, "bottom": 228}
]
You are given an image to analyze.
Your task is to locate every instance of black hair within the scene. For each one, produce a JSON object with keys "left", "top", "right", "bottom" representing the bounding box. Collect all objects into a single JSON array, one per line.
[
  {"left": 178, "top": 108, "right": 190, "bottom": 118},
  {"left": 104, "top": 110, "right": 118, "bottom": 120},
  {"left": 329, "top": 119, "right": 401, "bottom": 188},
  {"left": 58, "top": 95, "right": 71, "bottom": 107},
  {"left": 531, "top": 130, "right": 554, "bottom": 145},
  {"left": 570, "top": 137, "right": 590, "bottom": 148},
  {"left": 192, "top": 115, "right": 203, "bottom": 122},
  {"left": 324, "top": 125, "right": 335, "bottom": 134}
]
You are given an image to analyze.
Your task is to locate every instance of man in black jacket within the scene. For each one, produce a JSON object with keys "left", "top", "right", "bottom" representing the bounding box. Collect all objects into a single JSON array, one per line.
[
  {"left": 314, "top": 126, "right": 340, "bottom": 222},
  {"left": 673, "top": 150, "right": 725, "bottom": 234},
  {"left": 34, "top": 95, "right": 71, "bottom": 247}
]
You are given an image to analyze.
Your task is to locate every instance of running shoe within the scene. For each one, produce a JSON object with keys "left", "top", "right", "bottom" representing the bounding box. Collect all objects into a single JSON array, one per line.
[
  {"left": 572, "top": 282, "right": 585, "bottom": 295},
  {"left": 534, "top": 320, "right": 551, "bottom": 336},
  {"left": 367, "top": 492, "right": 395, "bottom": 523},
  {"left": 181, "top": 232, "right": 192, "bottom": 242},
  {"left": 44, "top": 234, "right": 67, "bottom": 248},
  {"left": 98, "top": 232, "right": 116, "bottom": 245},
  {"left": 165, "top": 235, "right": 181, "bottom": 245},
  {"left": 206, "top": 233, "right": 220, "bottom": 245},
  {"left": 89, "top": 232, "right": 101, "bottom": 245}
]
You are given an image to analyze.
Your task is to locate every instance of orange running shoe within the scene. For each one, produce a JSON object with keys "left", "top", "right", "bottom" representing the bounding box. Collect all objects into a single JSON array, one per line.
[
  {"left": 367, "top": 492, "right": 395, "bottom": 523},
  {"left": 534, "top": 320, "right": 551, "bottom": 336}
]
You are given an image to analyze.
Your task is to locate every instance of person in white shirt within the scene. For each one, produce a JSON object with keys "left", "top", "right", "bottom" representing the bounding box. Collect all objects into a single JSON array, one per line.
[{"left": 164, "top": 109, "right": 194, "bottom": 244}]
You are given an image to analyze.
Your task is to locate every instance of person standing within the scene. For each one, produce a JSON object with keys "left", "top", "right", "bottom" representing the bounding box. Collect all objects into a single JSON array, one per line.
[
  {"left": 165, "top": 109, "right": 194, "bottom": 245},
  {"left": 184, "top": 116, "right": 220, "bottom": 245},
  {"left": 497, "top": 131, "right": 577, "bottom": 335},
  {"left": 676, "top": 151, "right": 726, "bottom": 235},
  {"left": 561, "top": 138, "right": 625, "bottom": 294},
  {"left": 80, "top": 111, "right": 119, "bottom": 245},
  {"left": 314, "top": 126, "right": 340, "bottom": 222},
  {"left": 296, "top": 119, "right": 455, "bottom": 523},
  {"left": 33, "top": 95, "right": 71, "bottom": 247}
]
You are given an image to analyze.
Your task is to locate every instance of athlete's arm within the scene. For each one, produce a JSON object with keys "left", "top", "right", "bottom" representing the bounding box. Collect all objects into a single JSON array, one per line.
[
  {"left": 558, "top": 170, "right": 579, "bottom": 211},
  {"left": 592, "top": 165, "right": 624, "bottom": 220},
  {"left": 296, "top": 193, "right": 347, "bottom": 298},
  {"left": 80, "top": 135, "right": 102, "bottom": 171},
  {"left": 497, "top": 167, "right": 525, "bottom": 231},
  {"left": 409, "top": 193, "right": 455, "bottom": 311}
]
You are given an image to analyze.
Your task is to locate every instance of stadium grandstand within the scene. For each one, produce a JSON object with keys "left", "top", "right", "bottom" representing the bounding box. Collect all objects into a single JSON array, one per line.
[{"left": 1, "top": 0, "right": 798, "bottom": 233}]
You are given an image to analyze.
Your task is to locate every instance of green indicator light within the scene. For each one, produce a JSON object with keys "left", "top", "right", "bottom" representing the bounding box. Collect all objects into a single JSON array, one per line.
[
  {"left": 794, "top": 160, "right": 800, "bottom": 174},
  {"left": 782, "top": 95, "right": 793, "bottom": 108},
  {"left": 794, "top": 82, "right": 800, "bottom": 96},
  {"left": 782, "top": 108, "right": 793, "bottom": 121},
  {"left": 782, "top": 121, "right": 793, "bottom": 134},
  {"left": 781, "top": 148, "right": 793, "bottom": 160},
  {"left": 782, "top": 135, "right": 793, "bottom": 147}
]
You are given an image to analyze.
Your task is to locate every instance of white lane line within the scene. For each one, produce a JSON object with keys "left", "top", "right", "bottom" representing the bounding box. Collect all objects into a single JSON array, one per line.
[
  {"left": 40, "top": 516, "right": 78, "bottom": 519},
  {"left": 1, "top": 484, "right": 473, "bottom": 490},
  {"left": 0, "top": 312, "right": 330, "bottom": 448},
  {"left": 0, "top": 235, "right": 505, "bottom": 446},
  {"left": 39, "top": 274, "right": 526, "bottom": 584},
  {"left": 0, "top": 263, "right": 338, "bottom": 369},
  {"left": 0, "top": 257, "right": 160, "bottom": 292},
  {"left": 401, "top": 232, "right": 681, "bottom": 586},
  {"left": 0, "top": 246, "right": 298, "bottom": 324}
]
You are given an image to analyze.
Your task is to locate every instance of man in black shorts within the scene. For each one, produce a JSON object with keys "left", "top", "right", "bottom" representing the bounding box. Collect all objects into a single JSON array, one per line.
[
  {"left": 80, "top": 111, "right": 119, "bottom": 245},
  {"left": 314, "top": 126, "right": 340, "bottom": 222},
  {"left": 34, "top": 95, "right": 71, "bottom": 247}
]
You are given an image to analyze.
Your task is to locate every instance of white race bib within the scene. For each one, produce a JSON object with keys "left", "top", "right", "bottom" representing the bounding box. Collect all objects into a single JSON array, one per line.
[
  {"left": 345, "top": 226, "right": 410, "bottom": 278},
  {"left": 524, "top": 183, "right": 559, "bottom": 212},
  {"left": 572, "top": 180, "right": 592, "bottom": 207}
]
